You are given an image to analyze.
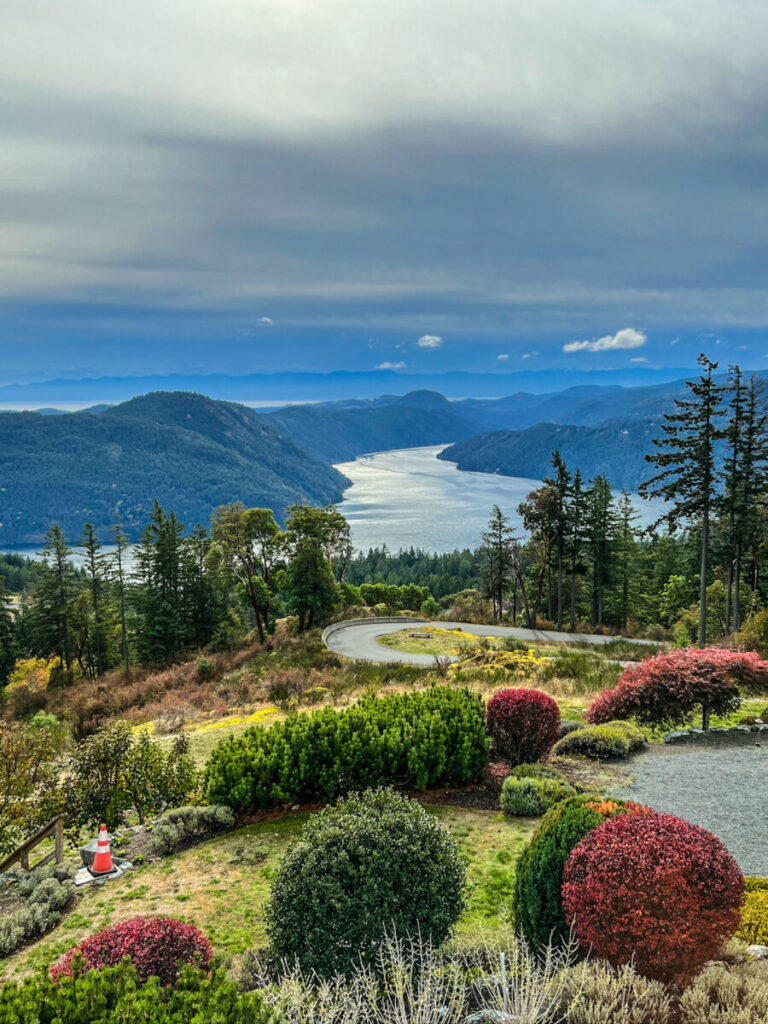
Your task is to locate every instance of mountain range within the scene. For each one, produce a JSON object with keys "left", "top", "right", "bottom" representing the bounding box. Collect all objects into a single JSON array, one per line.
[{"left": 0, "top": 392, "right": 347, "bottom": 544}]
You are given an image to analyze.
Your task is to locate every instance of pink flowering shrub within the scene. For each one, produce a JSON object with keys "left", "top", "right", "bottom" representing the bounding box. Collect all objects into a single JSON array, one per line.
[{"left": 586, "top": 647, "right": 768, "bottom": 730}]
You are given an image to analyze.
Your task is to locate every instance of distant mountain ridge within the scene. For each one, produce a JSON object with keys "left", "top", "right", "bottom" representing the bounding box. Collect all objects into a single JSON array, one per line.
[{"left": 0, "top": 392, "right": 347, "bottom": 544}]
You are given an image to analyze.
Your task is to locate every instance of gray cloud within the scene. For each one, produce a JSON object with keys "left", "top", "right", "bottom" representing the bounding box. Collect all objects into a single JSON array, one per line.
[{"left": 3, "top": 0, "right": 768, "bottom": 355}]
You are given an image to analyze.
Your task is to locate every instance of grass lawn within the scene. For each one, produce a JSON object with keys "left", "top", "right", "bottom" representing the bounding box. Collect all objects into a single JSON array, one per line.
[
  {"left": 377, "top": 627, "right": 496, "bottom": 656},
  {"left": 0, "top": 806, "right": 536, "bottom": 982}
]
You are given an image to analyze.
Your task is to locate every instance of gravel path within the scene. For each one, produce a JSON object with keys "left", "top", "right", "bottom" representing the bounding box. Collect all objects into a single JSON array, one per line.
[
  {"left": 324, "top": 617, "right": 658, "bottom": 666},
  {"left": 611, "top": 743, "right": 768, "bottom": 875}
]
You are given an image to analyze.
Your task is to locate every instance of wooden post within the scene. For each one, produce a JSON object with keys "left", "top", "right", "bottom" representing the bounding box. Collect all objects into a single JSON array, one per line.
[{"left": 54, "top": 815, "right": 64, "bottom": 864}]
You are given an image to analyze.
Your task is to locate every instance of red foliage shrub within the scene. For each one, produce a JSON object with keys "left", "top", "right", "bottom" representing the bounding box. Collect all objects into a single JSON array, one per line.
[
  {"left": 586, "top": 647, "right": 768, "bottom": 730},
  {"left": 562, "top": 811, "right": 744, "bottom": 985},
  {"left": 51, "top": 916, "right": 213, "bottom": 986},
  {"left": 486, "top": 688, "right": 560, "bottom": 765}
]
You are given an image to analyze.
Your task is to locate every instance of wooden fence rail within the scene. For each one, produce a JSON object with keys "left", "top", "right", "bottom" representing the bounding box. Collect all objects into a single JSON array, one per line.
[{"left": 0, "top": 815, "right": 65, "bottom": 874}]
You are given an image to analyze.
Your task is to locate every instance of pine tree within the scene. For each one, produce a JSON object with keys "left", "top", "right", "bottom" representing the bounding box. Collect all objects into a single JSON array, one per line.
[
  {"left": 640, "top": 354, "right": 726, "bottom": 663},
  {"left": 481, "top": 505, "right": 515, "bottom": 621},
  {"left": 80, "top": 523, "right": 108, "bottom": 676},
  {"left": 567, "top": 468, "right": 587, "bottom": 631},
  {"left": 585, "top": 475, "right": 614, "bottom": 628},
  {"left": 612, "top": 492, "right": 641, "bottom": 632},
  {"left": 0, "top": 577, "right": 16, "bottom": 686},
  {"left": 543, "top": 450, "right": 571, "bottom": 630},
  {"left": 112, "top": 517, "right": 131, "bottom": 673},
  {"left": 36, "top": 525, "right": 78, "bottom": 669}
]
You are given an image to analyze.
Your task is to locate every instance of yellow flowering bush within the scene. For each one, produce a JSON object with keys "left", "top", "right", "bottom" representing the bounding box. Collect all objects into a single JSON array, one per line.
[
  {"left": 449, "top": 646, "right": 547, "bottom": 682},
  {"left": 6, "top": 656, "right": 61, "bottom": 692},
  {"left": 737, "top": 878, "right": 768, "bottom": 944}
]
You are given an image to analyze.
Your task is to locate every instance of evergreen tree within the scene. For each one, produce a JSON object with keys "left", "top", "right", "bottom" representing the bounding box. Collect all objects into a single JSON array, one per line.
[
  {"left": 481, "top": 505, "right": 515, "bottom": 621},
  {"left": 543, "top": 450, "right": 571, "bottom": 630},
  {"left": 80, "top": 523, "right": 108, "bottom": 676},
  {"left": 585, "top": 475, "right": 614, "bottom": 628},
  {"left": 612, "top": 491, "right": 641, "bottom": 631},
  {"left": 112, "top": 517, "right": 131, "bottom": 673},
  {"left": 640, "top": 354, "right": 726, "bottom": 659},
  {"left": 36, "top": 525, "right": 78, "bottom": 669},
  {"left": 132, "top": 503, "right": 186, "bottom": 663},
  {"left": 0, "top": 577, "right": 16, "bottom": 686},
  {"left": 566, "top": 468, "right": 587, "bottom": 631}
]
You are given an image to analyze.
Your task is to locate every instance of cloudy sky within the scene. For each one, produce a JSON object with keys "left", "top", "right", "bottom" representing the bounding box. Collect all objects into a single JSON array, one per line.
[{"left": 2, "top": 0, "right": 768, "bottom": 388}]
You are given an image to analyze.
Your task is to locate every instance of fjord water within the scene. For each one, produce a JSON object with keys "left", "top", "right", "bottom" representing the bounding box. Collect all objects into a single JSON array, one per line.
[{"left": 337, "top": 445, "right": 663, "bottom": 554}]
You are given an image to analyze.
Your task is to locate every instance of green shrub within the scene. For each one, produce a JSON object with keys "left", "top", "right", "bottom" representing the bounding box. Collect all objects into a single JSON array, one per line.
[
  {"left": 150, "top": 805, "right": 235, "bottom": 857},
  {"left": 552, "top": 721, "right": 645, "bottom": 760},
  {"left": 558, "top": 719, "right": 584, "bottom": 738},
  {"left": 737, "top": 889, "right": 768, "bottom": 945},
  {"left": 500, "top": 776, "right": 575, "bottom": 817},
  {"left": 195, "top": 656, "right": 216, "bottom": 682},
  {"left": 265, "top": 788, "right": 466, "bottom": 977},
  {"left": 0, "top": 865, "right": 74, "bottom": 958},
  {"left": 513, "top": 794, "right": 643, "bottom": 949},
  {"left": 0, "top": 962, "right": 272, "bottom": 1023},
  {"left": 205, "top": 687, "right": 490, "bottom": 811},
  {"left": 510, "top": 762, "right": 566, "bottom": 781}
]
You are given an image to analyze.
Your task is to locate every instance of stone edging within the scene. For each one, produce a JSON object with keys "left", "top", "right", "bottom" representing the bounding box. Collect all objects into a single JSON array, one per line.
[{"left": 664, "top": 724, "right": 768, "bottom": 744}]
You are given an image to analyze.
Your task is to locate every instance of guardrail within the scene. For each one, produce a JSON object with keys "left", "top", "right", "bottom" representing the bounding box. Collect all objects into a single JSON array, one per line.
[
  {"left": 0, "top": 814, "right": 65, "bottom": 873},
  {"left": 322, "top": 616, "right": 428, "bottom": 646}
]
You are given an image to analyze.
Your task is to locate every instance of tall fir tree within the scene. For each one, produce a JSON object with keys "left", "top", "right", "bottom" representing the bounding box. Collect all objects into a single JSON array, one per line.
[
  {"left": 481, "top": 504, "right": 515, "bottom": 621},
  {"left": 543, "top": 450, "right": 572, "bottom": 630},
  {"left": 640, "top": 354, "right": 726, "bottom": 660}
]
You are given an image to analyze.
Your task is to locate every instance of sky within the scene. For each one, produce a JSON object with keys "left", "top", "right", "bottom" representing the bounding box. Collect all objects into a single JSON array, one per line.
[{"left": 3, "top": 0, "right": 768, "bottom": 391}]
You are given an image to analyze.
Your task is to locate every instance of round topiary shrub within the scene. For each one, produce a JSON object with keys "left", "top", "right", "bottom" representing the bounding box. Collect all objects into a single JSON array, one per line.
[
  {"left": 552, "top": 721, "right": 646, "bottom": 760},
  {"left": 51, "top": 916, "right": 213, "bottom": 986},
  {"left": 500, "top": 776, "right": 575, "bottom": 817},
  {"left": 486, "top": 688, "right": 560, "bottom": 766},
  {"left": 265, "top": 788, "right": 466, "bottom": 977},
  {"left": 513, "top": 794, "right": 645, "bottom": 949},
  {"left": 562, "top": 811, "right": 745, "bottom": 985}
]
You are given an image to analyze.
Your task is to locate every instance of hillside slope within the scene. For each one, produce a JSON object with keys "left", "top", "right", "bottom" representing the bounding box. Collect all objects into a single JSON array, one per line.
[
  {"left": 439, "top": 416, "right": 664, "bottom": 491},
  {"left": 0, "top": 392, "right": 348, "bottom": 544},
  {"left": 261, "top": 390, "right": 477, "bottom": 462}
]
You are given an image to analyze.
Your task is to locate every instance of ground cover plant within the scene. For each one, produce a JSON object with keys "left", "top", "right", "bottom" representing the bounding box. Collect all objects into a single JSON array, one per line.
[
  {"left": 265, "top": 788, "right": 466, "bottom": 976},
  {"left": 204, "top": 686, "right": 490, "bottom": 811},
  {"left": 552, "top": 720, "right": 645, "bottom": 759},
  {"left": 562, "top": 810, "right": 745, "bottom": 985},
  {"left": 500, "top": 775, "right": 575, "bottom": 817},
  {"left": 587, "top": 647, "right": 768, "bottom": 730},
  {"left": 0, "top": 866, "right": 74, "bottom": 959}
]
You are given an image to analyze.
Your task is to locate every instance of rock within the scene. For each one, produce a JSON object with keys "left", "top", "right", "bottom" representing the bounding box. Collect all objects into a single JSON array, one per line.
[
  {"left": 664, "top": 730, "right": 691, "bottom": 744},
  {"left": 747, "top": 945, "right": 768, "bottom": 960}
]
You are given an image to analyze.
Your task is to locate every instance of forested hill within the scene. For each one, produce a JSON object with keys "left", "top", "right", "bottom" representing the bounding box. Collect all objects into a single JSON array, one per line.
[
  {"left": 260, "top": 390, "right": 477, "bottom": 462},
  {"left": 0, "top": 392, "right": 348, "bottom": 544},
  {"left": 438, "top": 416, "right": 665, "bottom": 491}
]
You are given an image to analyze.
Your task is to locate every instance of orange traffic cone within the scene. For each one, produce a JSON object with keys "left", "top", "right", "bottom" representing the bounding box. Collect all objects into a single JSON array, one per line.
[{"left": 90, "top": 824, "right": 114, "bottom": 875}]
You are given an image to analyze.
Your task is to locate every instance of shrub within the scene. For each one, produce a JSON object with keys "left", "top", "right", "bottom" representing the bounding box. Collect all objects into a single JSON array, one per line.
[
  {"left": 195, "top": 656, "right": 216, "bottom": 682},
  {"left": 205, "top": 687, "right": 490, "bottom": 811},
  {"left": 679, "top": 964, "right": 768, "bottom": 1023},
  {"left": 0, "top": 962, "right": 271, "bottom": 1023},
  {"left": 558, "top": 719, "right": 584, "bottom": 738},
  {"left": 500, "top": 776, "right": 575, "bottom": 817},
  {"left": 511, "top": 762, "right": 567, "bottom": 781},
  {"left": 562, "top": 811, "right": 745, "bottom": 985},
  {"left": 552, "top": 721, "right": 646, "bottom": 760},
  {"left": 555, "top": 960, "right": 672, "bottom": 1024},
  {"left": 150, "top": 805, "right": 235, "bottom": 857},
  {"left": 0, "top": 865, "right": 74, "bottom": 958},
  {"left": 513, "top": 794, "right": 644, "bottom": 950},
  {"left": 265, "top": 788, "right": 465, "bottom": 976},
  {"left": 51, "top": 916, "right": 213, "bottom": 986},
  {"left": 737, "top": 888, "right": 768, "bottom": 945},
  {"left": 486, "top": 688, "right": 560, "bottom": 766},
  {"left": 64, "top": 722, "right": 198, "bottom": 831},
  {"left": 586, "top": 647, "right": 768, "bottom": 731}
]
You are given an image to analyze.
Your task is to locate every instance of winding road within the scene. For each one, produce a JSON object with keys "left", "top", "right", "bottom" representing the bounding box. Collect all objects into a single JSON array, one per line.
[{"left": 322, "top": 617, "right": 658, "bottom": 666}]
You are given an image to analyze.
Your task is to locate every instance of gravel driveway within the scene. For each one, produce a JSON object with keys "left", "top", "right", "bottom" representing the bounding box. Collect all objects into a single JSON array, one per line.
[{"left": 611, "top": 742, "right": 768, "bottom": 875}]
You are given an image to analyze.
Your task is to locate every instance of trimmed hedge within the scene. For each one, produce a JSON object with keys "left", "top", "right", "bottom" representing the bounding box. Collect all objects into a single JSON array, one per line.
[
  {"left": 500, "top": 776, "right": 575, "bottom": 817},
  {"left": 513, "top": 795, "right": 645, "bottom": 949},
  {"left": 486, "top": 688, "right": 560, "bottom": 766},
  {"left": 0, "top": 865, "right": 74, "bottom": 959},
  {"left": 738, "top": 885, "right": 768, "bottom": 945},
  {"left": 563, "top": 811, "right": 745, "bottom": 985},
  {"left": 0, "top": 962, "right": 271, "bottom": 1023},
  {"left": 205, "top": 687, "right": 490, "bottom": 811},
  {"left": 552, "top": 721, "right": 645, "bottom": 760}
]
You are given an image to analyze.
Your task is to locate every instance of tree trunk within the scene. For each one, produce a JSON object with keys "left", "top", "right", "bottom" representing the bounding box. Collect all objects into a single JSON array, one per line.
[
  {"left": 556, "top": 549, "right": 563, "bottom": 630},
  {"left": 733, "top": 542, "right": 742, "bottom": 632},
  {"left": 699, "top": 512, "right": 709, "bottom": 647}
]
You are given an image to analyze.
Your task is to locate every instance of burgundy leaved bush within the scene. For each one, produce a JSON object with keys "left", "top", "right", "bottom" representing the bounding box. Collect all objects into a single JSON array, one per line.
[
  {"left": 486, "top": 688, "right": 560, "bottom": 766},
  {"left": 51, "top": 916, "right": 213, "bottom": 986},
  {"left": 562, "top": 810, "right": 744, "bottom": 985},
  {"left": 586, "top": 647, "right": 768, "bottom": 730}
]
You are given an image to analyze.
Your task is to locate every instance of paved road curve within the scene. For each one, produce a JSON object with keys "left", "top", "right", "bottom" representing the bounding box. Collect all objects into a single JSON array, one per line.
[{"left": 323, "top": 617, "right": 658, "bottom": 666}]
